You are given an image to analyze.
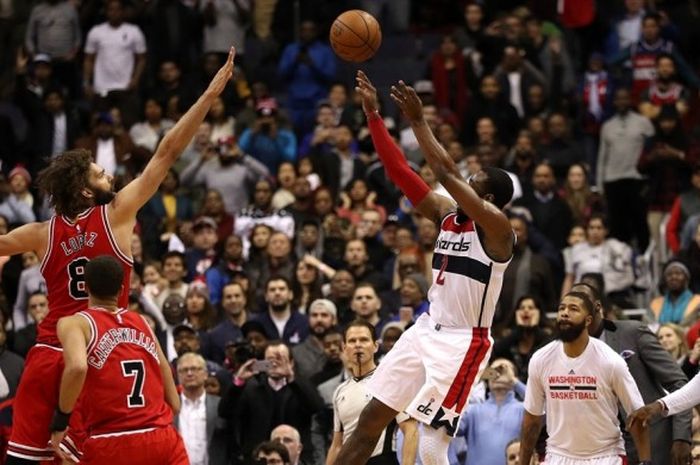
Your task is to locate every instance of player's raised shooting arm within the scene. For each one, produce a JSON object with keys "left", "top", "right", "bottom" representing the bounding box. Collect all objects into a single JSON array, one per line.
[
  {"left": 56, "top": 316, "right": 90, "bottom": 414},
  {"left": 355, "top": 71, "right": 455, "bottom": 223},
  {"left": 109, "top": 47, "right": 236, "bottom": 225},
  {"left": 0, "top": 222, "right": 45, "bottom": 258},
  {"left": 519, "top": 411, "right": 543, "bottom": 465},
  {"left": 391, "top": 82, "right": 512, "bottom": 248}
]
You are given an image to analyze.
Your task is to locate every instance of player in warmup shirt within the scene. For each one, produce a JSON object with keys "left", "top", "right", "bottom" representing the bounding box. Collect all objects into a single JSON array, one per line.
[
  {"left": 0, "top": 47, "right": 236, "bottom": 464},
  {"left": 520, "top": 292, "right": 651, "bottom": 465},
  {"left": 332, "top": 73, "right": 514, "bottom": 465},
  {"left": 50, "top": 255, "right": 185, "bottom": 464}
]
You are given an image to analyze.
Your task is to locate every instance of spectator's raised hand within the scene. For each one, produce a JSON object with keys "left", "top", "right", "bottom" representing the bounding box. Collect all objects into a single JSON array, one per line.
[
  {"left": 206, "top": 46, "right": 236, "bottom": 97},
  {"left": 390, "top": 81, "right": 423, "bottom": 123},
  {"left": 355, "top": 70, "right": 379, "bottom": 115}
]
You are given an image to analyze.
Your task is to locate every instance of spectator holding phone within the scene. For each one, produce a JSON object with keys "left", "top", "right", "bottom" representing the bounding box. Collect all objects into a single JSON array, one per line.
[{"left": 219, "top": 340, "right": 324, "bottom": 465}]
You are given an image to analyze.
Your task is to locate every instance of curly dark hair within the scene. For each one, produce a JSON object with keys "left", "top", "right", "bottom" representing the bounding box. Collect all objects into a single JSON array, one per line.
[{"left": 36, "top": 149, "right": 93, "bottom": 218}]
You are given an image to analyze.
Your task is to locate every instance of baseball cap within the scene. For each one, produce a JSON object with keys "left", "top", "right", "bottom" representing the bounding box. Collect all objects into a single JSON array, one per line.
[
  {"left": 192, "top": 216, "right": 217, "bottom": 231},
  {"left": 241, "top": 320, "right": 267, "bottom": 338},
  {"left": 384, "top": 214, "right": 400, "bottom": 226},
  {"left": 414, "top": 80, "right": 434, "bottom": 94},
  {"left": 96, "top": 112, "right": 114, "bottom": 125},
  {"left": 173, "top": 324, "right": 197, "bottom": 338},
  {"left": 256, "top": 98, "right": 278, "bottom": 116},
  {"left": 33, "top": 54, "right": 52, "bottom": 65}
]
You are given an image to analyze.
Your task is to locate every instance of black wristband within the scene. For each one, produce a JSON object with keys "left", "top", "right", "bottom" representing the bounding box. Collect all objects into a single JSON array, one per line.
[{"left": 50, "top": 408, "right": 71, "bottom": 432}]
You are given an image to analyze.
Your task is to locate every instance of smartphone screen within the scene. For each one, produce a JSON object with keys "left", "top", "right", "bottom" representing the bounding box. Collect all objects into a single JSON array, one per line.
[{"left": 252, "top": 360, "right": 271, "bottom": 373}]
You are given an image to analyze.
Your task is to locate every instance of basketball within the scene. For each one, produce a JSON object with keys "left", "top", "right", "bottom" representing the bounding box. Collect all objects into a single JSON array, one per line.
[{"left": 329, "top": 10, "right": 382, "bottom": 63}]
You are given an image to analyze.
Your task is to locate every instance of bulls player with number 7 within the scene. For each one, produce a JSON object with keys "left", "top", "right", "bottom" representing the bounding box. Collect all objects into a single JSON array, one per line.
[
  {"left": 0, "top": 47, "right": 236, "bottom": 464},
  {"left": 51, "top": 256, "right": 186, "bottom": 464},
  {"left": 332, "top": 71, "right": 515, "bottom": 465}
]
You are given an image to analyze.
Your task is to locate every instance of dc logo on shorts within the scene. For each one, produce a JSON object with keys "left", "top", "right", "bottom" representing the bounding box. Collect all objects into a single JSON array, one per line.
[{"left": 417, "top": 398, "right": 435, "bottom": 416}]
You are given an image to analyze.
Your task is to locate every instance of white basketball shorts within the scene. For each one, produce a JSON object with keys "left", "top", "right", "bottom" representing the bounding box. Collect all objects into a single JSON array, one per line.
[
  {"left": 368, "top": 313, "right": 492, "bottom": 436},
  {"left": 544, "top": 454, "right": 627, "bottom": 465}
]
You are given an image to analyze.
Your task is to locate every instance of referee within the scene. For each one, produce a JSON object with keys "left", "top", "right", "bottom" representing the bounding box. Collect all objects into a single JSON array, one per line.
[{"left": 326, "top": 320, "right": 418, "bottom": 465}]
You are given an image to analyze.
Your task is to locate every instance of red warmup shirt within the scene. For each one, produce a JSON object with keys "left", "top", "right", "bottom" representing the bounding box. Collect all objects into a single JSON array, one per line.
[{"left": 39, "top": 205, "right": 132, "bottom": 346}]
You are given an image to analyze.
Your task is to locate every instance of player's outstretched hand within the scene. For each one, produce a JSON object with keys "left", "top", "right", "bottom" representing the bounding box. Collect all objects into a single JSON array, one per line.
[
  {"left": 626, "top": 401, "right": 663, "bottom": 429},
  {"left": 355, "top": 70, "right": 379, "bottom": 115},
  {"left": 390, "top": 81, "right": 423, "bottom": 123},
  {"left": 206, "top": 46, "right": 236, "bottom": 97}
]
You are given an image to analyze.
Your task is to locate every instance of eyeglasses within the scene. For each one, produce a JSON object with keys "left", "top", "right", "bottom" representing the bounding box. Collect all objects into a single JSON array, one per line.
[{"left": 177, "top": 366, "right": 205, "bottom": 374}]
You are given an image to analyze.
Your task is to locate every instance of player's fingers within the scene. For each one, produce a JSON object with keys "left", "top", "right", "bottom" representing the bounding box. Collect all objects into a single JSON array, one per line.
[{"left": 389, "top": 93, "right": 402, "bottom": 106}]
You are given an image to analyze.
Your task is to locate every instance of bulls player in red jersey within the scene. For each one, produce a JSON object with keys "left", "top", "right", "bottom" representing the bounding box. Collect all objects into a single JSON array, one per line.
[
  {"left": 332, "top": 72, "right": 515, "bottom": 465},
  {"left": 50, "top": 255, "right": 186, "bottom": 464},
  {"left": 0, "top": 47, "right": 236, "bottom": 464}
]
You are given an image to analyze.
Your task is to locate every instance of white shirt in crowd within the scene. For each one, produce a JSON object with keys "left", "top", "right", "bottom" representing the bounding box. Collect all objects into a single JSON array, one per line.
[
  {"left": 524, "top": 337, "right": 644, "bottom": 460},
  {"left": 95, "top": 138, "right": 117, "bottom": 176},
  {"left": 180, "top": 391, "right": 208, "bottom": 465},
  {"left": 84, "top": 21, "right": 146, "bottom": 96},
  {"left": 52, "top": 112, "right": 67, "bottom": 156}
]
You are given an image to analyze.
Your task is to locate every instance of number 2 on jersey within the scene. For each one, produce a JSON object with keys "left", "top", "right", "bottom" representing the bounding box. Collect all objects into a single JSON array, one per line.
[
  {"left": 121, "top": 360, "right": 145, "bottom": 408},
  {"left": 436, "top": 255, "right": 449, "bottom": 285}
]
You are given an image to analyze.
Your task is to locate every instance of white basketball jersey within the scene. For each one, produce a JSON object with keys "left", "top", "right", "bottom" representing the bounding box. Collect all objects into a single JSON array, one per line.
[{"left": 428, "top": 212, "right": 511, "bottom": 328}]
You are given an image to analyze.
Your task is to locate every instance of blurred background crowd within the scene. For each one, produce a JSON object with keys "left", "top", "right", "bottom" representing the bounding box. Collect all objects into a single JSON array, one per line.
[{"left": 3, "top": 0, "right": 700, "bottom": 464}]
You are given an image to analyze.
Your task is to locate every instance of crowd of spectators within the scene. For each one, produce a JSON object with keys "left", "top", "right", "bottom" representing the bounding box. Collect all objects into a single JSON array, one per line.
[{"left": 3, "top": 0, "right": 700, "bottom": 464}]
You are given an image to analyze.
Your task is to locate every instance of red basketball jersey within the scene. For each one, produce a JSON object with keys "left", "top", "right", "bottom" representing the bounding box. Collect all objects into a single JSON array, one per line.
[
  {"left": 39, "top": 205, "right": 132, "bottom": 345},
  {"left": 77, "top": 308, "right": 173, "bottom": 436}
]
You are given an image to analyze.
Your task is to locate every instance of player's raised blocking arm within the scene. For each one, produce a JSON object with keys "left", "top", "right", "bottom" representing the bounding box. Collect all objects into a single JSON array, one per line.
[{"left": 110, "top": 47, "right": 236, "bottom": 222}]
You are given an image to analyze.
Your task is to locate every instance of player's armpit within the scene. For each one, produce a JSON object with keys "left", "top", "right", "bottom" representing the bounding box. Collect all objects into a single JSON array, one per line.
[{"left": 415, "top": 193, "right": 457, "bottom": 225}]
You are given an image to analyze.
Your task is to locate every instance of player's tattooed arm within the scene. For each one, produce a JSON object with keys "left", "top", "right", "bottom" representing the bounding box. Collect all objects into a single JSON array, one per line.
[{"left": 519, "top": 411, "right": 543, "bottom": 465}]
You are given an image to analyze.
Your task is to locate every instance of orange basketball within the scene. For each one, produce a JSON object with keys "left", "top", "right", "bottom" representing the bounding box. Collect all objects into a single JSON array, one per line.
[{"left": 329, "top": 10, "right": 382, "bottom": 63}]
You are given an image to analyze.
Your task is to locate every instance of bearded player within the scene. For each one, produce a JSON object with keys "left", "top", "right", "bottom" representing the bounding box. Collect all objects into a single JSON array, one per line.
[{"left": 0, "top": 47, "right": 236, "bottom": 464}]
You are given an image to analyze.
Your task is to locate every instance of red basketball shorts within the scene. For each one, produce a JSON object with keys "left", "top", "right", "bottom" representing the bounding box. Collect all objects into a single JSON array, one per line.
[
  {"left": 7, "top": 345, "right": 85, "bottom": 461},
  {"left": 81, "top": 426, "right": 188, "bottom": 465}
]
